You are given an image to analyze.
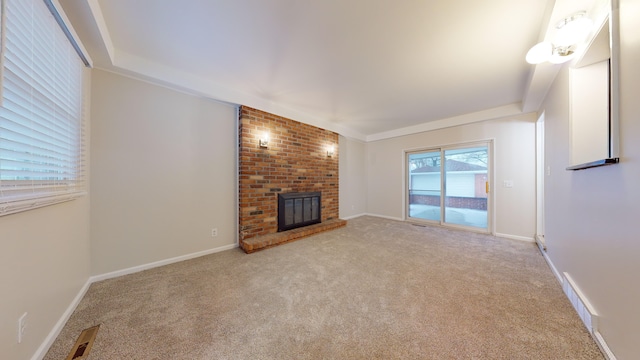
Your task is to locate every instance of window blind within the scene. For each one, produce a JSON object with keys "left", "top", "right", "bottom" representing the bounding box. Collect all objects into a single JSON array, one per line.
[{"left": 0, "top": 0, "right": 87, "bottom": 215}]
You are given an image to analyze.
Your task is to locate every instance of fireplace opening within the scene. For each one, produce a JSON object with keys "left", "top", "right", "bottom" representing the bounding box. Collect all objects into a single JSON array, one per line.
[{"left": 278, "top": 192, "right": 321, "bottom": 232}]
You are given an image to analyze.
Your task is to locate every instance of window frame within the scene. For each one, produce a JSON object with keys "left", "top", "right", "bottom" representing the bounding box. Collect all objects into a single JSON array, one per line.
[{"left": 0, "top": 0, "right": 92, "bottom": 216}]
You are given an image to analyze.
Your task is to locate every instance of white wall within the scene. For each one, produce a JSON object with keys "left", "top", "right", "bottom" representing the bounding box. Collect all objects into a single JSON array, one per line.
[
  {"left": 90, "top": 69, "right": 238, "bottom": 276},
  {"left": 0, "top": 69, "right": 92, "bottom": 360},
  {"left": 366, "top": 115, "right": 536, "bottom": 240},
  {"left": 338, "top": 135, "right": 368, "bottom": 219},
  {"left": 0, "top": 200, "right": 91, "bottom": 360},
  {"left": 541, "top": 0, "right": 640, "bottom": 357}
]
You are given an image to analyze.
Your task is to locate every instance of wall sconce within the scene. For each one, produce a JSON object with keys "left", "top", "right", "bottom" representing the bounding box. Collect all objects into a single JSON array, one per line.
[
  {"left": 526, "top": 11, "right": 593, "bottom": 64},
  {"left": 326, "top": 145, "right": 335, "bottom": 157},
  {"left": 259, "top": 133, "right": 269, "bottom": 148}
]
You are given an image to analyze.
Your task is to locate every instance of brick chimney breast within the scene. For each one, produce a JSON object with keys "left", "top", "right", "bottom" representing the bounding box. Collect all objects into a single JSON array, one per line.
[{"left": 238, "top": 106, "right": 340, "bottom": 249}]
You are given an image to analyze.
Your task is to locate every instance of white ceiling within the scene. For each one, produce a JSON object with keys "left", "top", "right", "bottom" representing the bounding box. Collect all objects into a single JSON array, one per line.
[{"left": 58, "top": 0, "right": 603, "bottom": 141}]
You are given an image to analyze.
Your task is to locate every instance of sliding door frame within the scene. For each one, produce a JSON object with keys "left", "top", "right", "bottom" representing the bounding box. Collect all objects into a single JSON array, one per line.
[{"left": 404, "top": 139, "right": 494, "bottom": 234}]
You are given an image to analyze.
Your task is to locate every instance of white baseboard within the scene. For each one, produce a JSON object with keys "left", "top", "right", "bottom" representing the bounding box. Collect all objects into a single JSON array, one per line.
[
  {"left": 90, "top": 243, "right": 238, "bottom": 283},
  {"left": 340, "top": 213, "right": 366, "bottom": 220},
  {"left": 32, "top": 279, "right": 92, "bottom": 360},
  {"left": 494, "top": 232, "right": 535, "bottom": 243},
  {"left": 362, "top": 215, "right": 536, "bottom": 243},
  {"left": 364, "top": 213, "right": 404, "bottom": 221},
  {"left": 33, "top": 243, "right": 237, "bottom": 359},
  {"left": 35, "top": 237, "right": 618, "bottom": 360},
  {"left": 535, "top": 234, "right": 546, "bottom": 251},
  {"left": 539, "top": 245, "right": 563, "bottom": 285},
  {"left": 539, "top": 248, "right": 616, "bottom": 360},
  {"left": 594, "top": 330, "right": 618, "bottom": 360}
]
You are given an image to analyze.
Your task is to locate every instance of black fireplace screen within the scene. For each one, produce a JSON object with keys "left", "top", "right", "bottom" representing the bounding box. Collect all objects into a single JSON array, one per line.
[{"left": 278, "top": 192, "right": 321, "bottom": 231}]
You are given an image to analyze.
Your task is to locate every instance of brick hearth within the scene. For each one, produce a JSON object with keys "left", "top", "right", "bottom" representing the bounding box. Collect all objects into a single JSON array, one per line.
[
  {"left": 241, "top": 218, "right": 346, "bottom": 253},
  {"left": 238, "top": 106, "right": 341, "bottom": 253}
]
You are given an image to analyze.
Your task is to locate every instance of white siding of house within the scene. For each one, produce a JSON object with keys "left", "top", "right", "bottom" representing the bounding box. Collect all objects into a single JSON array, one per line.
[
  {"left": 411, "top": 173, "right": 440, "bottom": 195},
  {"left": 411, "top": 172, "right": 480, "bottom": 197},
  {"left": 445, "top": 173, "right": 476, "bottom": 197}
]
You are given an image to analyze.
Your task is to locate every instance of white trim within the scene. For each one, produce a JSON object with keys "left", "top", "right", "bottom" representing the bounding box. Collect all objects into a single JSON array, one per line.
[
  {"left": 0, "top": 192, "right": 85, "bottom": 217},
  {"left": 535, "top": 234, "right": 546, "bottom": 252},
  {"left": 494, "top": 232, "right": 535, "bottom": 243},
  {"left": 44, "top": 0, "right": 93, "bottom": 67},
  {"left": 535, "top": 113, "right": 545, "bottom": 239},
  {"left": 609, "top": 0, "right": 620, "bottom": 160},
  {"left": 34, "top": 232, "right": 617, "bottom": 360},
  {"left": 364, "top": 213, "right": 404, "bottom": 221},
  {"left": 0, "top": 0, "right": 5, "bottom": 106},
  {"left": 563, "top": 272, "right": 599, "bottom": 334},
  {"left": 86, "top": 0, "right": 115, "bottom": 64},
  {"left": 235, "top": 105, "right": 240, "bottom": 248},
  {"left": 90, "top": 243, "right": 238, "bottom": 283},
  {"left": 32, "top": 243, "right": 238, "bottom": 359},
  {"left": 366, "top": 104, "right": 524, "bottom": 142},
  {"left": 340, "top": 213, "right": 366, "bottom": 220},
  {"left": 370, "top": 213, "right": 529, "bottom": 243},
  {"left": 81, "top": 0, "right": 544, "bottom": 142},
  {"left": 104, "top": 50, "right": 367, "bottom": 142},
  {"left": 594, "top": 330, "right": 618, "bottom": 360},
  {"left": 402, "top": 148, "right": 407, "bottom": 221},
  {"left": 31, "top": 279, "right": 92, "bottom": 360},
  {"left": 539, "top": 250, "right": 616, "bottom": 360},
  {"left": 538, "top": 245, "right": 563, "bottom": 285},
  {"left": 404, "top": 139, "right": 494, "bottom": 234}
]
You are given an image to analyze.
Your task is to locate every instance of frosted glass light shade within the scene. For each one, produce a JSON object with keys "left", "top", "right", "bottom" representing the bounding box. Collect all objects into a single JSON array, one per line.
[
  {"left": 526, "top": 42, "right": 552, "bottom": 64},
  {"left": 259, "top": 132, "right": 269, "bottom": 148}
]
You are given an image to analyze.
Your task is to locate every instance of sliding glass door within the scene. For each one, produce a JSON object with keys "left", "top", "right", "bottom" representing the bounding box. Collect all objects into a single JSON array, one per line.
[
  {"left": 408, "top": 150, "right": 442, "bottom": 222},
  {"left": 407, "top": 142, "right": 491, "bottom": 232},
  {"left": 443, "top": 146, "right": 489, "bottom": 229}
]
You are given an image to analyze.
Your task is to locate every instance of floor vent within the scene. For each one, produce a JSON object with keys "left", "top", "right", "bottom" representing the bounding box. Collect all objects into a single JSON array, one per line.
[
  {"left": 66, "top": 325, "right": 100, "bottom": 360},
  {"left": 562, "top": 273, "right": 597, "bottom": 334}
]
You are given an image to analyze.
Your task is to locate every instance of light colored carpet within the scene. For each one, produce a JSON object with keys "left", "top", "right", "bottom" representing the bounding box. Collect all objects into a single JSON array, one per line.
[{"left": 44, "top": 216, "right": 603, "bottom": 359}]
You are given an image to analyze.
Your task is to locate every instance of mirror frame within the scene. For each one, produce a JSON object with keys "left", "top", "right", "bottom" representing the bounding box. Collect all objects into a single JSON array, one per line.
[{"left": 566, "top": 0, "right": 620, "bottom": 171}]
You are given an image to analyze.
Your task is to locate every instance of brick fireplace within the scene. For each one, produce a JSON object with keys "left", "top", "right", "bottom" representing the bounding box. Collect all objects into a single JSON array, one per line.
[{"left": 238, "top": 106, "right": 346, "bottom": 253}]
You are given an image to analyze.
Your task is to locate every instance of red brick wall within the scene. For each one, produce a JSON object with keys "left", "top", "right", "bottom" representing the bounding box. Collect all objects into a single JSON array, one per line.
[
  {"left": 238, "top": 106, "right": 339, "bottom": 244},
  {"left": 409, "top": 195, "right": 488, "bottom": 211}
]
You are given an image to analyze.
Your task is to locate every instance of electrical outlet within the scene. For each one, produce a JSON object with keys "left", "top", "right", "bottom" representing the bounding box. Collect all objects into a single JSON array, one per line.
[
  {"left": 211, "top": 228, "right": 218, "bottom": 237},
  {"left": 18, "top": 312, "right": 27, "bottom": 343}
]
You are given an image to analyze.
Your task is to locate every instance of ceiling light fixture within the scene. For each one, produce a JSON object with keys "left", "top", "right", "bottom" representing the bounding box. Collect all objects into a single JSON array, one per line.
[{"left": 526, "top": 11, "right": 593, "bottom": 65}]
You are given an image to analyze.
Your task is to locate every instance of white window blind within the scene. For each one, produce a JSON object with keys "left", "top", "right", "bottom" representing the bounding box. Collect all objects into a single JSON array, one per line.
[{"left": 0, "top": 0, "right": 87, "bottom": 216}]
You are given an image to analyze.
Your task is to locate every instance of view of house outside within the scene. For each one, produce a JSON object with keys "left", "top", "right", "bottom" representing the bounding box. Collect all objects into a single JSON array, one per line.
[{"left": 408, "top": 146, "right": 488, "bottom": 229}]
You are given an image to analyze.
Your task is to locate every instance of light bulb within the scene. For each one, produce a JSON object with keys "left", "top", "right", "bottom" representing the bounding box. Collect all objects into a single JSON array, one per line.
[
  {"left": 259, "top": 132, "right": 269, "bottom": 148},
  {"left": 327, "top": 145, "right": 335, "bottom": 157},
  {"left": 549, "top": 46, "right": 575, "bottom": 64}
]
